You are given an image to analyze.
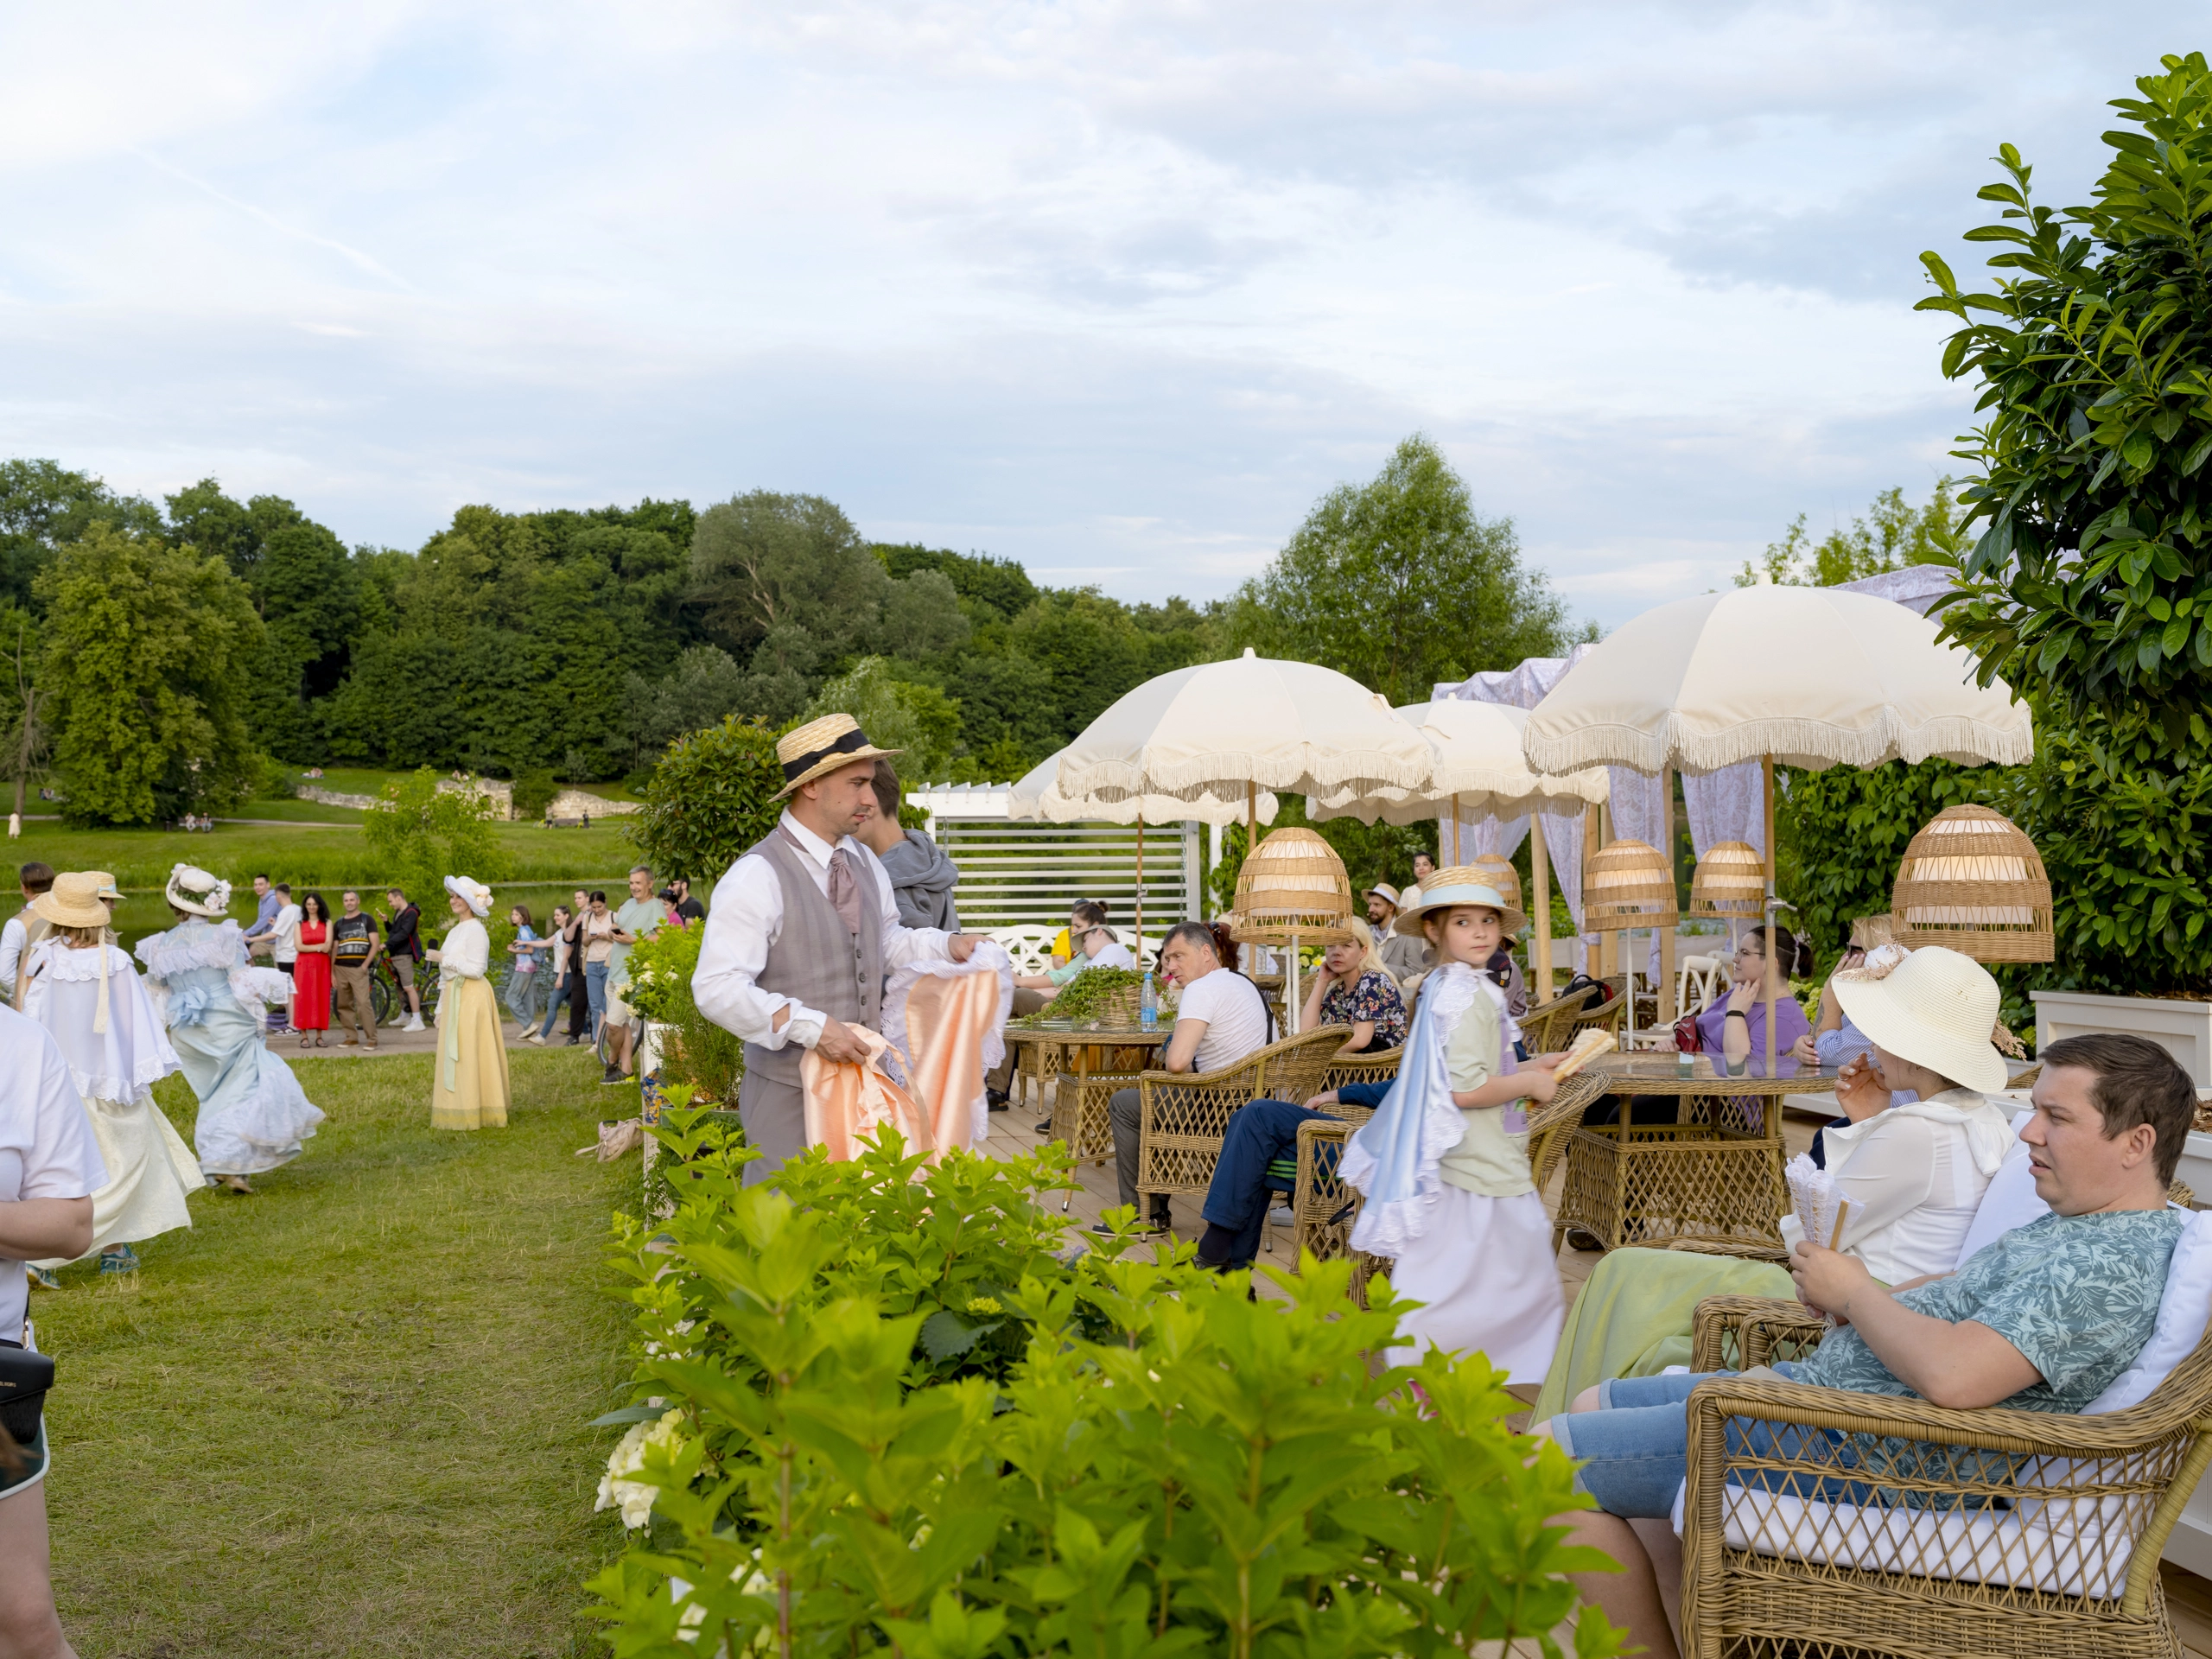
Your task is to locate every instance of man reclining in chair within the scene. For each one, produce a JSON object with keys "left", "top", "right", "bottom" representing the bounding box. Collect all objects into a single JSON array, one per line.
[{"left": 1532, "top": 1032, "right": 2196, "bottom": 1659}]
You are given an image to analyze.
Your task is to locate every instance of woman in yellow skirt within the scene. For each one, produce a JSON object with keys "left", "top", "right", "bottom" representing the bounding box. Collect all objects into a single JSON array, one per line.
[{"left": 429, "top": 875, "right": 510, "bottom": 1130}]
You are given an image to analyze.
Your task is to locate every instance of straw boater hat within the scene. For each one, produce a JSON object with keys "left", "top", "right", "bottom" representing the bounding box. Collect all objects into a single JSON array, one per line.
[
  {"left": 771, "top": 713, "right": 901, "bottom": 800},
  {"left": 442, "top": 874, "right": 493, "bottom": 918},
  {"left": 33, "top": 872, "right": 111, "bottom": 931},
  {"left": 1363, "top": 882, "right": 1402, "bottom": 912},
  {"left": 165, "top": 864, "right": 232, "bottom": 918},
  {"left": 1392, "top": 865, "right": 1529, "bottom": 939},
  {"left": 1831, "top": 944, "right": 2007, "bottom": 1095},
  {"left": 87, "top": 871, "right": 122, "bottom": 903}
]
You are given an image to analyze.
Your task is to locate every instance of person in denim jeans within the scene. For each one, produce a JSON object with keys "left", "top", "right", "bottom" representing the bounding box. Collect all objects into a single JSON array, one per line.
[{"left": 580, "top": 889, "right": 615, "bottom": 1039}]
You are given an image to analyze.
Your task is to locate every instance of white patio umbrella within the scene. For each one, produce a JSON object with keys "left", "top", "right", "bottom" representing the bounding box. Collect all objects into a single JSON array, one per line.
[
  {"left": 1522, "top": 585, "right": 2034, "bottom": 1074},
  {"left": 1008, "top": 749, "right": 1280, "bottom": 828},
  {"left": 1054, "top": 648, "right": 1434, "bottom": 944},
  {"left": 1307, "top": 700, "right": 1610, "bottom": 995}
]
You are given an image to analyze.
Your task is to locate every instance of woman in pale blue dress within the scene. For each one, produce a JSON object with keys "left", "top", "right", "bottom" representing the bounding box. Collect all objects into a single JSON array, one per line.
[{"left": 135, "top": 865, "right": 324, "bottom": 1194}]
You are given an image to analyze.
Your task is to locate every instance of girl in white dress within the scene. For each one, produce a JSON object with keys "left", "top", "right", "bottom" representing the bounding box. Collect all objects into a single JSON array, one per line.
[
  {"left": 1340, "top": 868, "right": 1568, "bottom": 1382},
  {"left": 19, "top": 872, "right": 200, "bottom": 1279}
]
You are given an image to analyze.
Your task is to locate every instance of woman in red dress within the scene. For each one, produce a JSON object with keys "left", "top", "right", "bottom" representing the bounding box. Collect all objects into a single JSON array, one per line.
[{"left": 294, "top": 891, "right": 334, "bottom": 1048}]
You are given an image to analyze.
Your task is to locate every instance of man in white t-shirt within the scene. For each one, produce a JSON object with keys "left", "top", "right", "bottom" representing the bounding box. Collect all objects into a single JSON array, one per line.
[
  {"left": 1099, "top": 920, "right": 1272, "bottom": 1237},
  {"left": 270, "top": 886, "right": 303, "bottom": 1033}
]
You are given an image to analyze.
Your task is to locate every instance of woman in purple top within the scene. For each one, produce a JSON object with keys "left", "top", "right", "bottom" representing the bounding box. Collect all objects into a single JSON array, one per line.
[{"left": 1695, "top": 924, "right": 1813, "bottom": 1076}]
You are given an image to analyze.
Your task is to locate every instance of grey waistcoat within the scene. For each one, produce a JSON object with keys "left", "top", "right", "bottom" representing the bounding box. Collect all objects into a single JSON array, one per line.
[{"left": 741, "top": 830, "right": 885, "bottom": 1087}]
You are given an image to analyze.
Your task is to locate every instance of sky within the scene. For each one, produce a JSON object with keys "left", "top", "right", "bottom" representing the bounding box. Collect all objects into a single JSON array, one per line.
[{"left": 0, "top": 3, "right": 2199, "bottom": 628}]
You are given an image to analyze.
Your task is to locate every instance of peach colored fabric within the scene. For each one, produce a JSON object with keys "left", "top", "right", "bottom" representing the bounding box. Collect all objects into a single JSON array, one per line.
[
  {"left": 898, "top": 970, "right": 999, "bottom": 1154},
  {"left": 801, "top": 1027, "right": 931, "bottom": 1163}
]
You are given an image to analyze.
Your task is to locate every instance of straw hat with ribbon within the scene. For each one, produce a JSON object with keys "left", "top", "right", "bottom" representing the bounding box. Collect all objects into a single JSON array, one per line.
[
  {"left": 1830, "top": 944, "right": 2007, "bottom": 1095},
  {"left": 772, "top": 713, "right": 901, "bottom": 801},
  {"left": 33, "top": 872, "right": 118, "bottom": 1031},
  {"left": 86, "top": 870, "right": 122, "bottom": 903},
  {"left": 1391, "top": 866, "right": 1529, "bottom": 939},
  {"left": 1363, "top": 881, "right": 1402, "bottom": 912},
  {"left": 442, "top": 874, "right": 493, "bottom": 918},
  {"left": 164, "top": 864, "right": 232, "bottom": 918}
]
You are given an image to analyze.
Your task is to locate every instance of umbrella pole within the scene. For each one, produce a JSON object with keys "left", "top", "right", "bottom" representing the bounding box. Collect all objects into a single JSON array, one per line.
[
  {"left": 1136, "top": 813, "right": 1145, "bottom": 966},
  {"left": 1448, "top": 793, "right": 1459, "bottom": 866},
  {"left": 1660, "top": 764, "right": 1677, "bottom": 1025},
  {"left": 1764, "top": 756, "right": 1777, "bottom": 1082},
  {"left": 1246, "top": 781, "right": 1256, "bottom": 865},
  {"left": 1287, "top": 928, "right": 1300, "bottom": 1035},
  {"left": 1531, "top": 812, "right": 1553, "bottom": 1001}
]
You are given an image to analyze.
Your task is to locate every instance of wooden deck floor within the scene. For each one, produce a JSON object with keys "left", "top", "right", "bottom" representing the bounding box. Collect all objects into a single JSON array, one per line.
[{"left": 980, "top": 1084, "right": 2212, "bottom": 1656}]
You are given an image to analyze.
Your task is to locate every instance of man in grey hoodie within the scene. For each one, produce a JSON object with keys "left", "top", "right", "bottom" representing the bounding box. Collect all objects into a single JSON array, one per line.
[{"left": 856, "top": 760, "right": 962, "bottom": 931}]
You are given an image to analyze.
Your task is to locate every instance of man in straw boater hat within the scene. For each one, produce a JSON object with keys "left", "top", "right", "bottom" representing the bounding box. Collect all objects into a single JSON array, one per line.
[{"left": 694, "top": 713, "right": 978, "bottom": 1184}]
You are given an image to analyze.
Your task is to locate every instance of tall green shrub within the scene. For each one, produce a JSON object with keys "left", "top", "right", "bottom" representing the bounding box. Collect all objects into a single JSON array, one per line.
[
  {"left": 1917, "top": 52, "right": 2212, "bottom": 994},
  {"left": 360, "top": 767, "right": 509, "bottom": 908},
  {"left": 588, "top": 1130, "right": 1621, "bottom": 1659},
  {"left": 626, "top": 715, "right": 785, "bottom": 887}
]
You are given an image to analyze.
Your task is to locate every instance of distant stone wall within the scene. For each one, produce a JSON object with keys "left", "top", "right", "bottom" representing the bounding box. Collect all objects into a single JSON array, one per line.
[{"left": 297, "top": 779, "right": 639, "bottom": 821}]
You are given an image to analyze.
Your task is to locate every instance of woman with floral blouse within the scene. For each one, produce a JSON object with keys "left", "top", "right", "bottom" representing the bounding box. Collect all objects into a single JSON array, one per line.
[{"left": 1300, "top": 919, "right": 1408, "bottom": 1053}]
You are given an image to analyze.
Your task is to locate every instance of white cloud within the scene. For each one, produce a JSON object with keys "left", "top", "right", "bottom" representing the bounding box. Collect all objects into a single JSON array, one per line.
[{"left": 0, "top": 0, "right": 2190, "bottom": 626}]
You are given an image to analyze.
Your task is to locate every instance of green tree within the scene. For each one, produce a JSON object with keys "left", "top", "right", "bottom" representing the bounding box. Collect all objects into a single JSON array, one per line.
[
  {"left": 1737, "top": 483, "right": 1970, "bottom": 587},
  {"left": 1230, "top": 433, "right": 1577, "bottom": 707},
  {"left": 804, "top": 656, "right": 962, "bottom": 783},
  {"left": 1916, "top": 51, "right": 2212, "bottom": 994},
  {"left": 627, "top": 715, "right": 785, "bottom": 885},
  {"left": 36, "top": 524, "right": 264, "bottom": 825},
  {"left": 0, "top": 460, "right": 162, "bottom": 612},
  {"left": 689, "top": 490, "right": 888, "bottom": 667},
  {"left": 361, "top": 768, "right": 509, "bottom": 908},
  {"left": 623, "top": 645, "right": 750, "bottom": 765}
]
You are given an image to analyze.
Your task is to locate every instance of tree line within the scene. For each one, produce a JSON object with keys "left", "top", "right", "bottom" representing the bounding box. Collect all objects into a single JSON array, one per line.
[{"left": 0, "top": 434, "right": 1583, "bottom": 826}]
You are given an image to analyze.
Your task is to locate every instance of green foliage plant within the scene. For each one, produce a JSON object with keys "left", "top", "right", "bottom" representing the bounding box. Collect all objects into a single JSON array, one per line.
[
  {"left": 588, "top": 1127, "right": 1623, "bottom": 1659},
  {"left": 626, "top": 714, "right": 785, "bottom": 887},
  {"left": 622, "top": 922, "right": 744, "bottom": 1104},
  {"left": 37, "top": 523, "right": 266, "bottom": 825},
  {"left": 1916, "top": 52, "right": 2212, "bottom": 994},
  {"left": 1017, "top": 965, "right": 1145, "bottom": 1026},
  {"left": 511, "top": 766, "right": 560, "bottom": 821},
  {"left": 361, "top": 766, "right": 510, "bottom": 911},
  {"left": 803, "top": 655, "right": 961, "bottom": 783}
]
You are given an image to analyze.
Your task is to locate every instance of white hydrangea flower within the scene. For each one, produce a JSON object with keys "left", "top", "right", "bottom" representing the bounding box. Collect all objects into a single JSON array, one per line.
[{"left": 595, "top": 1408, "right": 687, "bottom": 1529}]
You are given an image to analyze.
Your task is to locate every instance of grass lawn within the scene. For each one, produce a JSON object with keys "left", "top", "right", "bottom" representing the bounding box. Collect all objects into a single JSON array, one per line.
[{"left": 37, "top": 1048, "right": 638, "bottom": 1657}]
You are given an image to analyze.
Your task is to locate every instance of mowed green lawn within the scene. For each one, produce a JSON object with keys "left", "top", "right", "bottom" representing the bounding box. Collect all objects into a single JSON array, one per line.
[{"left": 37, "top": 1047, "right": 638, "bottom": 1657}]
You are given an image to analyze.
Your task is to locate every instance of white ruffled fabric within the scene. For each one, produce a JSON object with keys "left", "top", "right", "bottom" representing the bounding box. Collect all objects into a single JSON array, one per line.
[
  {"left": 1341, "top": 960, "right": 1483, "bottom": 1257},
  {"left": 22, "top": 943, "right": 182, "bottom": 1105},
  {"left": 880, "top": 941, "right": 1015, "bottom": 1147}
]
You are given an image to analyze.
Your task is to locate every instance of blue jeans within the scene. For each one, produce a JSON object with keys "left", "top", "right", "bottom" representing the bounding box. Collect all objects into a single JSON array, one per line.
[
  {"left": 1198, "top": 1079, "right": 1396, "bottom": 1265},
  {"left": 1549, "top": 1365, "right": 1878, "bottom": 1517},
  {"left": 537, "top": 973, "right": 575, "bottom": 1039},
  {"left": 585, "top": 961, "right": 609, "bottom": 1035}
]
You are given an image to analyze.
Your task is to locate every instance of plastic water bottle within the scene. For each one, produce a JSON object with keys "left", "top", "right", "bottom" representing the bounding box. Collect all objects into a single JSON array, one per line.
[{"left": 1139, "top": 971, "right": 1159, "bottom": 1032}]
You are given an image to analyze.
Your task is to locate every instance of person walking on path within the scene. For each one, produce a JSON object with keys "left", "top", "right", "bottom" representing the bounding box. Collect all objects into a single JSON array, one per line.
[
  {"left": 329, "top": 890, "right": 381, "bottom": 1049},
  {"left": 292, "top": 892, "right": 334, "bottom": 1048},
  {"left": 137, "top": 865, "right": 322, "bottom": 1195},
  {"left": 694, "top": 714, "right": 976, "bottom": 1185},
  {"left": 428, "top": 876, "right": 509, "bottom": 1131},
  {"left": 0, "top": 990, "right": 106, "bottom": 1657},
  {"left": 525, "top": 903, "right": 582, "bottom": 1046},
  {"left": 382, "top": 887, "right": 425, "bottom": 1033},
  {"left": 581, "top": 891, "right": 617, "bottom": 1041},
  {"left": 503, "top": 904, "right": 545, "bottom": 1029},
  {"left": 20, "top": 873, "right": 199, "bottom": 1279},
  {"left": 601, "top": 868, "right": 663, "bottom": 1085},
  {"left": 268, "top": 885, "right": 302, "bottom": 1033},
  {"left": 531, "top": 895, "right": 590, "bottom": 1046},
  {"left": 0, "top": 862, "right": 54, "bottom": 1006}
]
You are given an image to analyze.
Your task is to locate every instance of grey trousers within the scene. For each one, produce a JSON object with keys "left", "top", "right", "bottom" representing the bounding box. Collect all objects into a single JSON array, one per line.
[
  {"left": 738, "top": 1069, "right": 806, "bottom": 1187},
  {"left": 1109, "top": 1086, "right": 1171, "bottom": 1219}
]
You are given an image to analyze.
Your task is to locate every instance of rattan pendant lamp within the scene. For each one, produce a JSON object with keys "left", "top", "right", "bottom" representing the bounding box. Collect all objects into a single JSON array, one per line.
[
  {"left": 1228, "top": 828, "right": 1356, "bottom": 1033},
  {"left": 1582, "top": 838, "right": 1680, "bottom": 1046},
  {"left": 1891, "top": 804, "right": 2053, "bottom": 963},
  {"left": 1468, "top": 853, "right": 1522, "bottom": 914},
  {"left": 1689, "top": 840, "right": 1767, "bottom": 949}
]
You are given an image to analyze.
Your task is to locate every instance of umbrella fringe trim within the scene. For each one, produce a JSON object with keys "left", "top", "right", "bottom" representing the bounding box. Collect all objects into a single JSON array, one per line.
[
  {"left": 1521, "top": 712, "right": 2035, "bottom": 776},
  {"left": 1056, "top": 753, "right": 1433, "bottom": 801}
]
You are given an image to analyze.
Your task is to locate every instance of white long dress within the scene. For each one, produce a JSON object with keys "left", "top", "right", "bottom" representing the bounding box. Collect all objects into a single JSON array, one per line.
[{"left": 22, "top": 940, "right": 202, "bottom": 1261}]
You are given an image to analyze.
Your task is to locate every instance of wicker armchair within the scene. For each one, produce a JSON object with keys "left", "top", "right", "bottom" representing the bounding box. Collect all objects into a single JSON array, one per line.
[
  {"left": 1521, "top": 984, "right": 1596, "bottom": 1054},
  {"left": 1564, "top": 976, "right": 1631, "bottom": 1041},
  {"left": 1133, "top": 1027, "right": 1344, "bottom": 1204},
  {"left": 1320, "top": 1043, "right": 1402, "bottom": 1095},
  {"left": 1677, "top": 1295, "right": 2212, "bottom": 1658}
]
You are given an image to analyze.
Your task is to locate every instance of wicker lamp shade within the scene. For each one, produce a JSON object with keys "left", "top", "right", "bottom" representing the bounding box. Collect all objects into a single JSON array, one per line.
[
  {"left": 1468, "top": 853, "right": 1522, "bottom": 913},
  {"left": 1688, "top": 841, "right": 1767, "bottom": 919},
  {"left": 1891, "top": 804, "right": 2053, "bottom": 963},
  {"left": 1228, "top": 828, "right": 1357, "bottom": 945},
  {"left": 1583, "top": 838, "right": 1681, "bottom": 930}
]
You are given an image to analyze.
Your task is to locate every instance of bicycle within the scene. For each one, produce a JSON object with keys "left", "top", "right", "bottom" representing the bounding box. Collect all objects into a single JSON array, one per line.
[{"left": 371, "top": 951, "right": 439, "bottom": 1027}]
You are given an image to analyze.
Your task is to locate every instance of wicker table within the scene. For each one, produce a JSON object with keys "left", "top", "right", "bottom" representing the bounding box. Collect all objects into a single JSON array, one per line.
[
  {"left": 1547, "top": 1054, "right": 1841, "bottom": 1254},
  {"left": 1002, "top": 1024, "right": 1169, "bottom": 1198}
]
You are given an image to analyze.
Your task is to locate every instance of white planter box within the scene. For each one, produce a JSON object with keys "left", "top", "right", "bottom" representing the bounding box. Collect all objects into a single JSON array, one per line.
[{"left": 2032, "top": 990, "right": 2212, "bottom": 1088}]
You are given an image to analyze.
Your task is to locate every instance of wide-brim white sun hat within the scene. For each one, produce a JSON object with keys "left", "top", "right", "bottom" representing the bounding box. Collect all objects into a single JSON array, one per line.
[
  {"left": 443, "top": 874, "right": 493, "bottom": 918},
  {"left": 164, "top": 863, "right": 232, "bottom": 918},
  {"left": 1831, "top": 944, "right": 2007, "bottom": 1095},
  {"left": 1391, "top": 868, "right": 1529, "bottom": 940}
]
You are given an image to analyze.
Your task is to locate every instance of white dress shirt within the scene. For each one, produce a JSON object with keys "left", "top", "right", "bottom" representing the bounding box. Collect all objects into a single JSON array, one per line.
[
  {"left": 0, "top": 913, "right": 24, "bottom": 992},
  {"left": 693, "top": 810, "right": 952, "bottom": 1052}
]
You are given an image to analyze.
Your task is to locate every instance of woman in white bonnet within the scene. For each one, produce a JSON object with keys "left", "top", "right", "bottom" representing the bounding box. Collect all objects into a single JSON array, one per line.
[{"left": 136, "top": 864, "right": 323, "bottom": 1196}]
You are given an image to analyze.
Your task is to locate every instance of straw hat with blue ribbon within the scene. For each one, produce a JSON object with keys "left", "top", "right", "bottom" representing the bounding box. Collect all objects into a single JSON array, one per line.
[{"left": 1390, "top": 864, "right": 1529, "bottom": 939}]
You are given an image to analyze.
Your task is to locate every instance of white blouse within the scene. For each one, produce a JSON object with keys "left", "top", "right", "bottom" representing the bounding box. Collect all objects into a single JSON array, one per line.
[
  {"left": 1777, "top": 1088, "right": 2016, "bottom": 1284},
  {"left": 439, "top": 918, "right": 490, "bottom": 981}
]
